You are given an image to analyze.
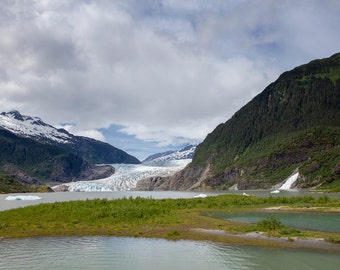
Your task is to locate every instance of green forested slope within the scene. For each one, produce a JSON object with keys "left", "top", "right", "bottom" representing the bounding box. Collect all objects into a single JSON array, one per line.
[
  {"left": 0, "top": 128, "right": 94, "bottom": 190},
  {"left": 177, "top": 53, "right": 340, "bottom": 190}
]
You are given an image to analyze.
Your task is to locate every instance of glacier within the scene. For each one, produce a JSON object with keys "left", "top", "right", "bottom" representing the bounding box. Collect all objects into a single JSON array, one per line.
[{"left": 53, "top": 159, "right": 191, "bottom": 192}]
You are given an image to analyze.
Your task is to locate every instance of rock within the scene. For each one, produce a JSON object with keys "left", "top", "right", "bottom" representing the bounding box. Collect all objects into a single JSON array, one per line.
[
  {"left": 332, "top": 163, "right": 340, "bottom": 175},
  {"left": 52, "top": 184, "right": 69, "bottom": 192},
  {"left": 134, "top": 176, "right": 169, "bottom": 191},
  {"left": 75, "top": 165, "right": 115, "bottom": 181},
  {"left": 1, "top": 164, "right": 43, "bottom": 185},
  {"left": 305, "top": 161, "right": 321, "bottom": 173}
]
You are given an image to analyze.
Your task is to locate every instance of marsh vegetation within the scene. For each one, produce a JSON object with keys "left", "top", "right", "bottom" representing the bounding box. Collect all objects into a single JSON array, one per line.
[{"left": 1, "top": 194, "right": 340, "bottom": 251}]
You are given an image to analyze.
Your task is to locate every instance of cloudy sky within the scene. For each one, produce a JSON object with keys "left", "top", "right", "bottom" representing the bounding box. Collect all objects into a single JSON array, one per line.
[{"left": 1, "top": 0, "right": 339, "bottom": 160}]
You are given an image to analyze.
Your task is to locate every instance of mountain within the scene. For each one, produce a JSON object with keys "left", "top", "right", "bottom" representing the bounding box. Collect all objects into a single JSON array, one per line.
[
  {"left": 0, "top": 111, "right": 140, "bottom": 192},
  {"left": 143, "top": 144, "right": 196, "bottom": 163},
  {"left": 0, "top": 110, "right": 140, "bottom": 164},
  {"left": 0, "top": 127, "right": 114, "bottom": 186},
  {"left": 154, "top": 53, "right": 340, "bottom": 191}
]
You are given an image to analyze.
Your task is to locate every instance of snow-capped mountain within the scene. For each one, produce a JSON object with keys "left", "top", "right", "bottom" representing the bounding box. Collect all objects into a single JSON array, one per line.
[
  {"left": 0, "top": 110, "right": 71, "bottom": 144},
  {"left": 143, "top": 144, "right": 197, "bottom": 163},
  {"left": 0, "top": 110, "right": 140, "bottom": 164}
]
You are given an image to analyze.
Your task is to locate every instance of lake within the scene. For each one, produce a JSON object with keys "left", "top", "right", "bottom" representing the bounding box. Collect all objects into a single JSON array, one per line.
[
  {"left": 1, "top": 190, "right": 340, "bottom": 269},
  {"left": 1, "top": 236, "right": 340, "bottom": 270}
]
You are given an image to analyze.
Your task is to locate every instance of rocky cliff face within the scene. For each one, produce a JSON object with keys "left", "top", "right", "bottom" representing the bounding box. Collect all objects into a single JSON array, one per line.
[
  {"left": 135, "top": 176, "right": 169, "bottom": 191},
  {"left": 152, "top": 53, "right": 340, "bottom": 191}
]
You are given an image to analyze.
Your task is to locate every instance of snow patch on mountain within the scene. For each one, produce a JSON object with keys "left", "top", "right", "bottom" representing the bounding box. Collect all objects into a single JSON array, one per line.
[
  {"left": 0, "top": 110, "right": 71, "bottom": 144},
  {"left": 53, "top": 159, "right": 191, "bottom": 192},
  {"left": 0, "top": 110, "right": 141, "bottom": 165},
  {"left": 143, "top": 144, "right": 197, "bottom": 163}
]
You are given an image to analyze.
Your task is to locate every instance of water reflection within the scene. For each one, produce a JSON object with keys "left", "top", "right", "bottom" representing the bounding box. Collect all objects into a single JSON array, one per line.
[{"left": 1, "top": 237, "right": 340, "bottom": 270}]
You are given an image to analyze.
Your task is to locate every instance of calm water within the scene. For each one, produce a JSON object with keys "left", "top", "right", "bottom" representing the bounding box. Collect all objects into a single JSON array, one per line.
[
  {"left": 207, "top": 211, "right": 340, "bottom": 233},
  {"left": 2, "top": 191, "right": 340, "bottom": 269},
  {"left": 1, "top": 236, "right": 340, "bottom": 270}
]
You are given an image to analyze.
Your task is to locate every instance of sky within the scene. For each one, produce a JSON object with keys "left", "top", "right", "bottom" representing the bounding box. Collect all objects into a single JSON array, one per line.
[{"left": 1, "top": 0, "right": 339, "bottom": 160}]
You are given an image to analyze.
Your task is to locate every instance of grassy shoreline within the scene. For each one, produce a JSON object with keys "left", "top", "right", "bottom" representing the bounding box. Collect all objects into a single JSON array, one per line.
[{"left": 1, "top": 194, "right": 340, "bottom": 251}]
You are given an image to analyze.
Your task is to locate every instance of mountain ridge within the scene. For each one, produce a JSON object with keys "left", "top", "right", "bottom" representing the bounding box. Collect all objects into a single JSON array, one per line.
[
  {"left": 0, "top": 127, "right": 114, "bottom": 186},
  {"left": 147, "top": 53, "right": 340, "bottom": 191},
  {"left": 143, "top": 144, "right": 196, "bottom": 163},
  {"left": 0, "top": 111, "right": 139, "bottom": 192},
  {"left": 0, "top": 110, "right": 140, "bottom": 164}
]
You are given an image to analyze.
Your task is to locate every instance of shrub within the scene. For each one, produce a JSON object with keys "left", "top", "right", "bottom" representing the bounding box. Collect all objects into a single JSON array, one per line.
[
  {"left": 167, "top": 230, "right": 180, "bottom": 237},
  {"left": 325, "top": 236, "right": 340, "bottom": 244},
  {"left": 256, "top": 216, "right": 283, "bottom": 231}
]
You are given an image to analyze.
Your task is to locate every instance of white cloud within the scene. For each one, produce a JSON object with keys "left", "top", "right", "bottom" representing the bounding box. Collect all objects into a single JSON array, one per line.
[
  {"left": 74, "top": 129, "right": 107, "bottom": 142},
  {"left": 55, "top": 123, "right": 106, "bottom": 142},
  {"left": 0, "top": 0, "right": 339, "bottom": 157}
]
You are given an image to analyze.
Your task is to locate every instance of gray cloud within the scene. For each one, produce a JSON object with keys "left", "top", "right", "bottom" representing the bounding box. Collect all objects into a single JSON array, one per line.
[{"left": 1, "top": 0, "right": 339, "bottom": 153}]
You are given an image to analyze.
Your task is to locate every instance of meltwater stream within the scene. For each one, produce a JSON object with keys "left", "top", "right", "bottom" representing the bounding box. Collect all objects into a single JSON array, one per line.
[{"left": 1, "top": 236, "right": 340, "bottom": 270}]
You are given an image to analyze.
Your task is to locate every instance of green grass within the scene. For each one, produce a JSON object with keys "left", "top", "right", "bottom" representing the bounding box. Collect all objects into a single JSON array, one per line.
[
  {"left": 228, "top": 216, "right": 303, "bottom": 237},
  {"left": 325, "top": 236, "right": 340, "bottom": 244},
  {"left": 1, "top": 194, "right": 340, "bottom": 242},
  {"left": 298, "top": 71, "right": 340, "bottom": 86}
]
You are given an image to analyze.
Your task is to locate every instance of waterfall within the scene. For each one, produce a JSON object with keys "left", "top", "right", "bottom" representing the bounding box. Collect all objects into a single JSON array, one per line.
[{"left": 279, "top": 171, "right": 299, "bottom": 190}]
